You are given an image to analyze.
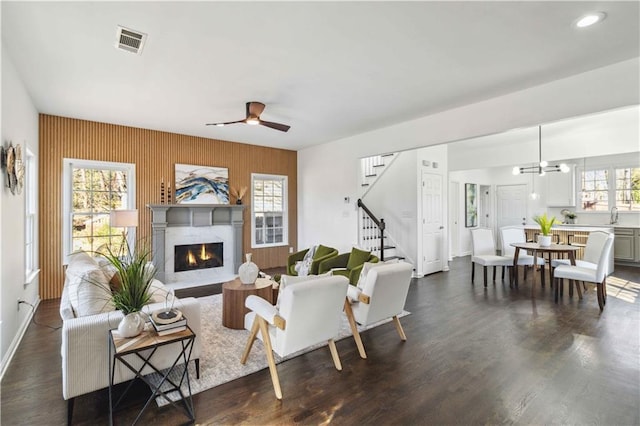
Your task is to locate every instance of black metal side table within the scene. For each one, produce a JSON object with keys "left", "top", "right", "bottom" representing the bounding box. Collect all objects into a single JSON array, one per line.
[{"left": 108, "top": 325, "right": 196, "bottom": 425}]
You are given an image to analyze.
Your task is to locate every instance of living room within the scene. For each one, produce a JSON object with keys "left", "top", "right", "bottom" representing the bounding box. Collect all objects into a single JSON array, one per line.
[{"left": 2, "top": 2, "right": 639, "bottom": 424}]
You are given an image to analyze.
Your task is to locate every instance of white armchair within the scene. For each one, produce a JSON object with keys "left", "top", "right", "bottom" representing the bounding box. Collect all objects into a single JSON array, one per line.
[
  {"left": 240, "top": 275, "right": 349, "bottom": 399},
  {"left": 344, "top": 262, "right": 413, "bottom": 359}
]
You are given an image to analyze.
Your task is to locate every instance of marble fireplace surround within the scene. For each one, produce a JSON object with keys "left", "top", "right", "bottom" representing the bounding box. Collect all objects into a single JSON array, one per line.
[{"left": 148, "top": 204, "right": 245, "bottom": 288}]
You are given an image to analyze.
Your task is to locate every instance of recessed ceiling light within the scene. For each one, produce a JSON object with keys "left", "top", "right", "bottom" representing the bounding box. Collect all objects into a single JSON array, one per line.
[{"left": 575, "top": 12, "right": 607, "bottom": 28}]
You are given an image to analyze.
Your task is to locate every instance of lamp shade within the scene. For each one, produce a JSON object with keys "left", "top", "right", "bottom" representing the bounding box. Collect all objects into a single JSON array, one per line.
[{"left": 110, "top": 209, "right": 138, "bottom": 228}]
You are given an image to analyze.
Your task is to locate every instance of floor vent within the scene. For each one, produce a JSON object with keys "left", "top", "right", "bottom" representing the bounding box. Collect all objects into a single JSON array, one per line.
[{"left": 115, "top": 25, "right": 147, "bottom": 55}]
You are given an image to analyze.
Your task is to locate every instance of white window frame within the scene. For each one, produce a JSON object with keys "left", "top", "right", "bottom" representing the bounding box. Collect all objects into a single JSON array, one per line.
[
  {"left": 577, "top": 160, "right": 640, "bottom": 213},
  {"left": 62, "top": 159, "right": 136, "bottom": 264},
  {"left": 251, "top": 173, "right": 288, "bottom": 248},
  {"left": 24, "top": 148, "right": 39, "bottom": 285}
]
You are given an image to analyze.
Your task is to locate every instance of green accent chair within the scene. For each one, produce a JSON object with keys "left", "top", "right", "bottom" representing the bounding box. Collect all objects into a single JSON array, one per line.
[
  {"left": 287, "top": 245, "right": 338, "bottom": 276},
  {"left": 318, "top": 248, "right": 379, "bottom": 285}
]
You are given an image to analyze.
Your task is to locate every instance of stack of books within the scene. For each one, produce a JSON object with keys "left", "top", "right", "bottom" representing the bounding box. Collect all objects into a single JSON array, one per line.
[{"left": 150, "top": 309, "right": 187, "bottom": 336}]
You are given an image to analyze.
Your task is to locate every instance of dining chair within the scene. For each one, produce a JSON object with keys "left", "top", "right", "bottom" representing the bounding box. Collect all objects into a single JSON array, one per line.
[
  {"left": 553, "top": 233, "right": 614, "bottom": 311},
  {"left": 500, "top": 226, "right": 546, "bottom": 287},
  {"left": 240, "top": 275, "right": 349, "bottom": 399},
  {"left": 471, "top": 228, "right": 512, "bottom": 287}
]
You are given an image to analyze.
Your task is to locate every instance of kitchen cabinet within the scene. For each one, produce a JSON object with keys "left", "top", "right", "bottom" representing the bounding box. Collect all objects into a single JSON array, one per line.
[
  {"left": 614, "top": 227, "right": 639, "bottom": 263},
  {"left": 546, "top": 164, "right": 576, "bottom": 207}
]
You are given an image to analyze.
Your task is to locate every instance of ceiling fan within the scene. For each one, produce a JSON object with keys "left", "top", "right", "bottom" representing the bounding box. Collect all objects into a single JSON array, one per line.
[{"left": 206, "top": 102, "right": 290, "bottom": 132}]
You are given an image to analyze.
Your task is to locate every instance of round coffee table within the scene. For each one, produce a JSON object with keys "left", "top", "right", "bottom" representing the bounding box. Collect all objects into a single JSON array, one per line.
[{"left": 222, "top": 278, "right": 274, "bottom": 329}]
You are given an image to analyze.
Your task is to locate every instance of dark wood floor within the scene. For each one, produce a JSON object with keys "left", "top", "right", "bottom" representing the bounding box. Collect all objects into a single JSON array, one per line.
[{"left": 2, "top": 258, "right": 639, "bottom": 425}]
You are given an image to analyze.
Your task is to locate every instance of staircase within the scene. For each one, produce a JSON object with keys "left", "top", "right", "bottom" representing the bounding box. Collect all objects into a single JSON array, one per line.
[
  {"left": 357, "top": 199, "right": 404, "bottom": 262},
  {"left": 360, "top": 153, "right": 397, "bottom": 195}
]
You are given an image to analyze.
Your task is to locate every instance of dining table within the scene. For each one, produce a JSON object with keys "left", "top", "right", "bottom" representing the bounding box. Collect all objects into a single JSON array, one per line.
[{"left": 510, "top": 242, "right": 580, "bottom": 300}]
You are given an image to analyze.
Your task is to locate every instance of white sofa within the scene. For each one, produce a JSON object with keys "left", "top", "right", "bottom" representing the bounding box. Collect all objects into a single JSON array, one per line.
[{"left": 59, "top": 252, "right": 201, "bottom": 423}]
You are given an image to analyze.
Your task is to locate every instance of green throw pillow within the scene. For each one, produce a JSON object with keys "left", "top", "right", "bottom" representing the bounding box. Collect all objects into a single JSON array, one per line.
[
  {"left": 313, "top": 244, "right": 334, "bottom": 260},
  {"left": 346, "top": 247, "right": 371, "bottom": 270}
]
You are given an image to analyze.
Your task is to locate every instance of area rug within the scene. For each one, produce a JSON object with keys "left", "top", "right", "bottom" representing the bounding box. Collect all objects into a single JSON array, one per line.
[{"left": 153, "top": 293, "right": 409, "bottom": 406}]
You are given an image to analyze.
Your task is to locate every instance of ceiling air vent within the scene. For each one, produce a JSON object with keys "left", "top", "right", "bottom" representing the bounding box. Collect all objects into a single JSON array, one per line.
[{"left": 115, "top": 25, "right": 147, "bottom": 55}]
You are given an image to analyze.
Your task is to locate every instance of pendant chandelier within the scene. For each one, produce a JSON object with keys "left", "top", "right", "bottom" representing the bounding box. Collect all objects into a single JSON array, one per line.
[{"left": 512, "top": 126, "right": 570, "bottom": 175}]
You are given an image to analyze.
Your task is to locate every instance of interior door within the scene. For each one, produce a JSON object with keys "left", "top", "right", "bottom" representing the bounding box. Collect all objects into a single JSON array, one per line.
[
  {"left": 422, "top": 172, "right": 443, "bottom": 275},
  {"left": 496, "top": 184, "right": 527, "bottom": 250}
]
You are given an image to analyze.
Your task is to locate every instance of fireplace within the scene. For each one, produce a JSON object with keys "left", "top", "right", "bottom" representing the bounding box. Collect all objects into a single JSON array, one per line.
[{"left": 174, "top": 242, "right": 223, "bottom": 272}]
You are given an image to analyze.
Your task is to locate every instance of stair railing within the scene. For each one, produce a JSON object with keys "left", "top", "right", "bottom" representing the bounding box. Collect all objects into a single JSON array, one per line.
[{"left": 357, "top": 198, "right": 385, "bottom": 261}]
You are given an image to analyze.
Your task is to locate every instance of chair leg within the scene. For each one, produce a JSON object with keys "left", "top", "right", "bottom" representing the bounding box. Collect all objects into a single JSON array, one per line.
[
  {"left": 471, "top": 262, "right": 475, "bottom": 283},
  {"left": 603, "top": 278, "right": 608, "bottom": 305},
  {"left": 344, "top": 299, "right": 367, "bottom": 359},
  {"left": 493, "top": 266, "right": 496, "bottom": 281},
  {"left": 554, "top": 277, "right": 560, "bottom": 303},
  {"left": 501, "top": 266, "right": 505, "bottom": 280},
  {"left": 240, "top": 315, "right": 260, "bottom": 364},
  {"left": 258, "top": 317, "right": 283, "bottom": 399},
  {"left": 67, "top": 398, "right": 74, "bottom": 426},
  {"left": 392, "top": 315, "right": 407, "bottom": 341},
  {"left": 597, "top": 282, "right": 605, "bottom": 312},
  {"left": 574, "top": 279, "right": 583, "bottom": 300},
  {"left": 524, "top": 266, "right": 528, "bottom": 280},
  {"left": 541, "top": 265, "right": 546, "bottom": 288},
  {"left": 327, "top": 339, "right": 342, "bottom": 371},
  {"left": 483, "top": 266, "right": 488, "bottom": 288}
]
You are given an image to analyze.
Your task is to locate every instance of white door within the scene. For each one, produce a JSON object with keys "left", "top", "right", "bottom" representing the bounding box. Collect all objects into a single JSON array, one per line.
[
  {"left": 479, "top": 185, "right": 491, "bottom": 228},
  {"left": 449, "top": 181, "right": 459, "bottom": 258},
  {"left": 422, "top": 172, "right": 443, "bottom": 275},
  {"left": 496, "top": 184, "right": 527, "bottom": 249}
]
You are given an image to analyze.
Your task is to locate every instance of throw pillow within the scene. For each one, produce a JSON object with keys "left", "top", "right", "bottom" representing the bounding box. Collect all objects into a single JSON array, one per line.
[
  {"left": 96, "top": 256, "right": 122, "bottom": 292},
  {"left": 346, "top": 247, "right": 371, "bottom": 270},
  {"left": 66, "top": 251, "right": 115, "bottom": 317},
  {"left": 356, "top": 259, "right": 401, "bottom": 289},
  {"left": 276, "top": 271, "right": 333, "bottom": 308},
  {"left": 313, "top": 244, "right": 334, "bottom": 260}
]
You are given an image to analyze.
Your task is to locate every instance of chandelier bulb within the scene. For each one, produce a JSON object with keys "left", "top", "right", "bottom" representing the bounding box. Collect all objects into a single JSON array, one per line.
[
  {"left": 512, "top": 167, "right": 521, "bottom": 175},
  {"left": 539, "top": 160, "right": 548, "bottom": 168}
]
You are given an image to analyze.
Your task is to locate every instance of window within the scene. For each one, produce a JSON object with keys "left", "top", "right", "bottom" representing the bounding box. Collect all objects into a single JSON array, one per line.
[
  {"left": 63, "top": 159, "right": 135, "bottom": 262},
  {"left": 25, "top": 148, "right": 38, "bottom": 283},
  {"left": 251, "top": 174, "right": 288, "bottom": 248},
  {"left": 615, "top": 167, "right": 640, "bottom": 211},
  {"left": 580, "top": 169, "right": 609, "bottom": 211}
]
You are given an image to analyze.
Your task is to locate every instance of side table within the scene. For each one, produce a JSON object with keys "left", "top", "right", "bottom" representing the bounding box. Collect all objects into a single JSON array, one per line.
[
  {"left": 108, "top": 326, "right": 196, "bottom": 425},
  {"left": 222, "top": 277, "right": 275, "bottom": 329}
]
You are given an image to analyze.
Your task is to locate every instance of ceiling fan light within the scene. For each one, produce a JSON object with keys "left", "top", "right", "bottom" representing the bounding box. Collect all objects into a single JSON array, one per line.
[{"left": 246, "top": 117, "right": 260, "bottom": 125}]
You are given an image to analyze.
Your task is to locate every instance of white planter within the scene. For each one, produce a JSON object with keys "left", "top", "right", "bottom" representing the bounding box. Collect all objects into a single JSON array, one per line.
[
  {"left": 118, "top": 312, "right": 144, "bottom": 338},
  {"left": 538, "top": 235, "right": 552, "bottom": 247}
]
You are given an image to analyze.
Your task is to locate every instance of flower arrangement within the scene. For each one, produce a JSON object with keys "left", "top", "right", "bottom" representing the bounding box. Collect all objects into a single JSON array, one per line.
[
  {"left": 533, "top": 213, "right": 557, "bottom": 236},
  {"left": 231, "top": 186, "right": 248, "bottom": 204}
]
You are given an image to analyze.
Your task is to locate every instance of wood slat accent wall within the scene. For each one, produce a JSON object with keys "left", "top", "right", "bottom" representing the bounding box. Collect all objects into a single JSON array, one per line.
[{"left": 39, "top": 114, "right": 297, "bottom": 300}]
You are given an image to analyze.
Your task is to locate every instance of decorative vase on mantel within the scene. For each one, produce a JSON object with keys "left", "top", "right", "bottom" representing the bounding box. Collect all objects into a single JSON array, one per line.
[{"left": 238, "top": 253, "right": 259, "bottom": 284}]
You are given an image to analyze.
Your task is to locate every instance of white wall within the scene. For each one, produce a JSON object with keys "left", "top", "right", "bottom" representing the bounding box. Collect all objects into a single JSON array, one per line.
[
  {"left": 298, "top": 59, "right": 640, "bottom": 260},
  {"left": 1, "top": 45, "right": 40, "bottom": 378}
]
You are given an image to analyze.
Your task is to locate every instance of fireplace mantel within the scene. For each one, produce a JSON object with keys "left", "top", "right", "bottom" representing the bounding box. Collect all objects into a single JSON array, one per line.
[{"left": 147, "top": 204, "right": 245, "bottom": 284}]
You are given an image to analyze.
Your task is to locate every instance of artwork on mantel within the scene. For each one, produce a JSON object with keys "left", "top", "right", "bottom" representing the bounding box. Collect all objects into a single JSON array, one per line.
[
  {"left": 465, "top": 183, "right": 478, "bottom": 228},
  {"left": 175, "top": 163, "right": 229, "bottom": 204}
]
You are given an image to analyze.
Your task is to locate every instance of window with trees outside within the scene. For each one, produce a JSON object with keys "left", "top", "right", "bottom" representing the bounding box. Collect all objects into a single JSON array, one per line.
[
  {"left": 251, "top": 174, "right": 288, "bottom": 248},
  {"left": 580, "top": 166, "right": 640, "bottom": 212},
  {"left": 63, "top": 159, "right": 135, "bottom": 262},
  {"left": 615, "top": 167, "right": 640, "bottom": 211},
  {"left": 25, "top": 148, "right": 38, "bottom": 283}
]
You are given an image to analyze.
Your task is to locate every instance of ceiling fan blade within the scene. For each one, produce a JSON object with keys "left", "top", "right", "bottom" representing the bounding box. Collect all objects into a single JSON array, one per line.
[
  {"left": 260, "top": 120, "right": 291, "bottom": 132},
  {"left": 205, "top": 119, "right": 245, "bottom": 126},
  {"left": 247, "top": 102, "right": 266, "bottom": 118}
]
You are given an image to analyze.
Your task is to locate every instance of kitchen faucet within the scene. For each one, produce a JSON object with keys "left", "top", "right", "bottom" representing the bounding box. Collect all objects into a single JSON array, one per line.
[{"left": 610, "top": 207, "right": 619, "bottom": 225}]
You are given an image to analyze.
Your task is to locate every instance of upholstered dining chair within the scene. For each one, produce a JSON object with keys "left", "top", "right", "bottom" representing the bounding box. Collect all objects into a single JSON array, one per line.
[
  {"left": 471, "top": 228, "right": 513, "bottom": 287},
  {"left": 343, "top": 261, "right": 413, "bottom": 359},
  {"left": 553, "top": 233, "right": 614, "bottom": 311},
  {"left": 551, "top": 230, "right": 610, "bottom": 273},
  {"left": 240, "top": 275, "right": 349, "bottom": 399},
  {"left": 500, "top": 226, "right": 546, "bottom": 287}
]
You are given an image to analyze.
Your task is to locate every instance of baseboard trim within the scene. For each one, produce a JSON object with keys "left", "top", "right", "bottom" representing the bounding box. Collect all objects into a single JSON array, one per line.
[{"left": 0, "top": 296, "right": 41, "bottom": 381}]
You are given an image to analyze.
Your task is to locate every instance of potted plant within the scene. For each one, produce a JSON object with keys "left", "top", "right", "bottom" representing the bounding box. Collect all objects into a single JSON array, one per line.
[
  {"left": 533, "top": 213, "right": 557, "bottom": 247},
  {"left": 101, "top": 240, "right": 157, "bottom": 337}
]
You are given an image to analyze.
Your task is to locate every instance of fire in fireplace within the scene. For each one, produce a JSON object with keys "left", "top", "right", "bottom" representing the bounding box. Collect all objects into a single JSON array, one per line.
[{"left": 174, "top": 242, "right": 223, "bottom": 272}]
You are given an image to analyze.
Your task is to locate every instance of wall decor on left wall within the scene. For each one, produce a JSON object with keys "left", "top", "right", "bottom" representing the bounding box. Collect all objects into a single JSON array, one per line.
[{"left": 175, "top": 163, "right": 229, "bottom": 204}]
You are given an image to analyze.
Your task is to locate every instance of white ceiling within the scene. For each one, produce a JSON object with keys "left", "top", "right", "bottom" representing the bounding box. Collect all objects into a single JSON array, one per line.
[{"left": 2, "top": 1, "right": 639, "bottom": 151}]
